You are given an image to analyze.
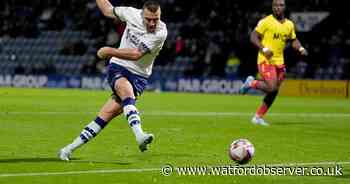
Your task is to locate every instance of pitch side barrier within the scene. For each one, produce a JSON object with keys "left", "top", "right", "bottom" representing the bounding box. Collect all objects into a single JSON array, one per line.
[
  {"left": 0, "top": 75, "right": 349, "bottom": 98},
  {"left": 0, "top": 75, "right": 247, "bottom": 94},
  {"left": 279, "top": 80, "right": 349, "bottom": 98}
]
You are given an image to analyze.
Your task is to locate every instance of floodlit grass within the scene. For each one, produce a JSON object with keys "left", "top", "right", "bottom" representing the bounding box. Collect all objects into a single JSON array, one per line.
[{"left": 0, "top": 88, "right": 349, "bottom": 184}]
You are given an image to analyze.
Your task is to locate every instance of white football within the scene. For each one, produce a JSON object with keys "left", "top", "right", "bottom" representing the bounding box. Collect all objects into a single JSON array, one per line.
[{"left": 229, "top": 139, "right": 255, "bottom": 164}]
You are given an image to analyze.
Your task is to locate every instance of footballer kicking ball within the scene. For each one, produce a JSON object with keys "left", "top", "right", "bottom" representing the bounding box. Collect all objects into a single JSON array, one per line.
[{"left": 229, "top": 139, "right": 255, "bottom": 164}]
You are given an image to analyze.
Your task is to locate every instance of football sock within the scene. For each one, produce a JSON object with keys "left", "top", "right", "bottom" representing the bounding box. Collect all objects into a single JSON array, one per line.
[
  {"left": 122, "top": 97, "right": 144, "bottom": 139},
  {"left": 256, "top": 103, "right": 268, "bottom": 118},
  {"left": 255, "top": 90, "right": 278, "bottom": 118},
  {"left": 66, "top": 117, "right": 107, "bottom": 151}
]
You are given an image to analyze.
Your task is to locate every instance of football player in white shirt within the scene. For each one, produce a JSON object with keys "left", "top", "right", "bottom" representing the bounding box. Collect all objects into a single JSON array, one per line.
[{"left": 59, "top": 0, "right": 167, "bottom": 161}]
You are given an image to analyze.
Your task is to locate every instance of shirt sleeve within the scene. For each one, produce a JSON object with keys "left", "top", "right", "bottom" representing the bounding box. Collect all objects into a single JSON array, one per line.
[
  {"left": 113, "top": 6, "right": 137, "bottom": 22},
  {"left": 255, "top": 19, "right": 267, "bottom": 35}
]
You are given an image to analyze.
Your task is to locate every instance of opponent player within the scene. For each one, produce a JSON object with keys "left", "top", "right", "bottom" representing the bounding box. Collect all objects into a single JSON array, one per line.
[
  {"left": 239, "top": 0, "right": 308, "bottom": 126},
  {"left": 59, "top": 0, "right": 167, "bottom": 160}
]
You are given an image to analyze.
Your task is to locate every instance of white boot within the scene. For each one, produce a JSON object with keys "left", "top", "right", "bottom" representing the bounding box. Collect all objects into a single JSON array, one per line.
[{"left": 251, "top": 116, "right": 269, "bottom": 126}]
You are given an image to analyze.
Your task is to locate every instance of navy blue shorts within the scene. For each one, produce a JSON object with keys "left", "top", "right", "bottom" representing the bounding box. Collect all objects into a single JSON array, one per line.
[{"left": 107, "top": 63, "right": 148, "bottom": 98}]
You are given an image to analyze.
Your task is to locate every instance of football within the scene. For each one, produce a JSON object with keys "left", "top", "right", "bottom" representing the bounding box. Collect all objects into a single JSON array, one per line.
[{"left": 229, "top": 139, "right": 255, "bottom": 164}]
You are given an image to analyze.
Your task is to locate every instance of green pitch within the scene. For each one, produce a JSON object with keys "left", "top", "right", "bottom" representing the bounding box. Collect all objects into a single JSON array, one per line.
[{"left": 0, "top": 88, "right": 349, "bottom": 184}]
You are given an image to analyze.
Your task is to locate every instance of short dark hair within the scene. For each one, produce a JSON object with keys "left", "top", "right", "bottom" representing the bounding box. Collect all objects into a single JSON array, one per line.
[{"left": 143, "top": 0, "right": 160, "bottom": 13}]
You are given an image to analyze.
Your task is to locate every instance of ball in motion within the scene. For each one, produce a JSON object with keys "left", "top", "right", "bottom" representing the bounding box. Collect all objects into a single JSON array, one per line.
[{"left": 229, "top": 139, "right": 255, "bottom": 164}]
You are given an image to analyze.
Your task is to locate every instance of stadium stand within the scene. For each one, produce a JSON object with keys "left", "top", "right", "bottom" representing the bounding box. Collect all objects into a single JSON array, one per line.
[{"left": 0, "top": 0, "right": 349, "bottom": 79}]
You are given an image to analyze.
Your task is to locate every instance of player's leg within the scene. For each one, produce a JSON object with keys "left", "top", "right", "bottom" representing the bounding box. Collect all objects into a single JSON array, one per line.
[
  {"left": 59, "top": 98, "right": 123, "bottom": 161},
  {"left": 252, "top": 90, "right": 278, "bottom": 125},
  {"left": 251, "top": 64, "right": 279, "bottom": 93},
  {"left": 114, "top": 77, "right": 153, "bottom": 152},
  {"left": 253, "top": 65, "right": 285, "bottom": 125},
  {"left": 251, "top": 64, "right": 279, "bottom": 126},
  {"left": 256, "top": 65, "right": 285, "bottom": 119},
  {"left": 239, "top": 64, "right": 278, "bottom": 94}
]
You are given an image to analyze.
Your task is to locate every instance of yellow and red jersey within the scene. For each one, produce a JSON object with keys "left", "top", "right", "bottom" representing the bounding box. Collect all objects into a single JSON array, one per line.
[{"left": 255, "top": 14, "right": 296, "bottom": 65}]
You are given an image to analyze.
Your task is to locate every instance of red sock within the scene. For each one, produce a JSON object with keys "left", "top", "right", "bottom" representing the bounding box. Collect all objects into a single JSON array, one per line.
[{"left": 256, "top": 103, "right": 269, "bottom": 118}]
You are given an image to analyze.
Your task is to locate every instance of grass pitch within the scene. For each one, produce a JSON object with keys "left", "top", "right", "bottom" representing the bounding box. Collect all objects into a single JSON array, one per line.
[{"left": 0, "top": 87, "right": 349, "bottom": 183}]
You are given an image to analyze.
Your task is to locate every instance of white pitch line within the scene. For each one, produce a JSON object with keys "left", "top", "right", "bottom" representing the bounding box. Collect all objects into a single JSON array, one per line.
[
  {"left": 144, "top": 111, "right": 350, "bottom": 118},
  {"left": 0, "top": 111, "right": 350, "bottom": 118},
  {"left": 0, "top": 161, "right": 349, "bottom": 178}
]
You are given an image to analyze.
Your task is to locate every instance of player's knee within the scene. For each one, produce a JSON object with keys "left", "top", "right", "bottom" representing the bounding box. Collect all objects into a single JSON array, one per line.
[
  {"left": 266, "top": 82, "right": 278, "bottom": 93},
  {"left": 266, "top": 84, "right": 278, "bottom": 93},
  {"left": 115, "top": 80, "right": 134, "bottom": 99},
  {"left": 272, "top": 85, "right": 279, "bottom": 92}
]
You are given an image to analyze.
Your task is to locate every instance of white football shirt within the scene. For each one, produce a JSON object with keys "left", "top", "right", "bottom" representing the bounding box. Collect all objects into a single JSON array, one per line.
[{"left": 110, "top": 6, "right": 167, "bottom": 78}]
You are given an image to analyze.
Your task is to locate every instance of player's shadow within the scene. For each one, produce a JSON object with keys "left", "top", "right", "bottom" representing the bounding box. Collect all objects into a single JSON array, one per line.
[
  {"left": 0, "top": 157, "right": 59, "bottom": 163},
  {"left": 126, "top": 152, "right": 195, "bottom": 159},
  {"left": 271, "top": 121, "right": 319, "bottom": 126},
  {"left": 71, "top": 159, "right": 131, "bottom": 165},
  {"left": 0, "top": 157, "right": 131, "bottom": 165}
]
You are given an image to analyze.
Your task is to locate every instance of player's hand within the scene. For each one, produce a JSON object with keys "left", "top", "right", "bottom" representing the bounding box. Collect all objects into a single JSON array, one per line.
[
  {"left": 299, "top": 47, "right": 308, "bottom": 56},
  {"left": 262, "top": 47, "right": 273, "bottom": 59},
  {"left": 97, "top": 47, "right": 111, "bottom": 60}
]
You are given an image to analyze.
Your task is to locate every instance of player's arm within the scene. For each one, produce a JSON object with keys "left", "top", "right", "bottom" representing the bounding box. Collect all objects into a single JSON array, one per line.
[
  {"left": 96, "top": 0, "right": 119, "bottom": 20},
  {"left": 250, "top": 31, "right": 273, "bottom": 59},
  {"left": 97, "top": 47, "right": 146, "bottom": 61},
  {"left": 289, "top": 21, "right": 308, "bottom": 56},
  {"left": 291, "top": 39, "right": 308, "bottom": 56}
]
